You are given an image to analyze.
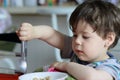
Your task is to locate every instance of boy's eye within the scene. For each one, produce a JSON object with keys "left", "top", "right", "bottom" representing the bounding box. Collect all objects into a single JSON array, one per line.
[{"left": 83, "top": 36, "right": 89, "bottom": 39}]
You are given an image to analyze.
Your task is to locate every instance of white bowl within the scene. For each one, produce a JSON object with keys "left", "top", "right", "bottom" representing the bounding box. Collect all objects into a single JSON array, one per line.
[{"left": 19, "top": 72, "right": 68, "bottom": 80}]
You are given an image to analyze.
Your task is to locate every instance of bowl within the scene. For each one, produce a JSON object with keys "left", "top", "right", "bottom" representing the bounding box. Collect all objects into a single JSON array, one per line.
[{"left": 19, "top": 72, "right": 68, "bottom": 80}]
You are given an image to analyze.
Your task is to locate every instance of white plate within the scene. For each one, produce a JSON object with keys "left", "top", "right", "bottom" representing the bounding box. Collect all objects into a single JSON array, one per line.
[{"left": 19, "top": 72, "right": 68, "bottom": 80}]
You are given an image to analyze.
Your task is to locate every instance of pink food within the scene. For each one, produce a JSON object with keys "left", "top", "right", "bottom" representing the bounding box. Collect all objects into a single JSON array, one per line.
[{"left": 48, "top": 67, "right": 60, "bottom": 72}]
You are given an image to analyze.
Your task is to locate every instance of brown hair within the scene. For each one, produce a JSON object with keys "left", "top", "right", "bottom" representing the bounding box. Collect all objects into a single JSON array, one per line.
[{"left": 69, "top": 0, "right": 120, "bottom": 48}]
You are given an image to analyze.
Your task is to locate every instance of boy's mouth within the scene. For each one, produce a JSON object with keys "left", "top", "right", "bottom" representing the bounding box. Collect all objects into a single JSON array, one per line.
[{"left": 75, "top": 49, "right": 84, "bottom": 55}]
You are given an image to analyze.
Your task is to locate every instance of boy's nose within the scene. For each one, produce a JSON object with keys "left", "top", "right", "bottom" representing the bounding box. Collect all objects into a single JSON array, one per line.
[{"left": 74, "top": 37, "right": 82, "bottom": 45}]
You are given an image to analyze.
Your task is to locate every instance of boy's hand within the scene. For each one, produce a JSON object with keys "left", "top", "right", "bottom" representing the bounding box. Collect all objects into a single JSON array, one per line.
[
  {"left": 50, "top": 62, "right": 67, "bottom": 72},
  {"left": 16, "top": 23, "right": 35, "bottom": 41}
]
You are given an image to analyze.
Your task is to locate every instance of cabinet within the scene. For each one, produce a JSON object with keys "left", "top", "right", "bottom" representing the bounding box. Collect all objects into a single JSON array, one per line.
[{"left": 3, "top": 6, "right": 76, "bottom": 14}]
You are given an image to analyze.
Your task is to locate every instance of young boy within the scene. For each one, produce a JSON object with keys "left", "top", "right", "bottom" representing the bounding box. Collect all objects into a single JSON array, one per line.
[{"left": 17, "top": 0, "right": 120, "bottom": 80}]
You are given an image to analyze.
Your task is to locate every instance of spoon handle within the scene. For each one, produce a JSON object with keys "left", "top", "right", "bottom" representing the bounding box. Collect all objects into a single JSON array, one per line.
[{"left": 21, "top": 41, "right": 27, "bottom": 60}]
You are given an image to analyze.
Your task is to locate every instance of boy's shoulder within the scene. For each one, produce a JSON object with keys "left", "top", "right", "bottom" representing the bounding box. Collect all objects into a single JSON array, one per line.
[{"left": 93, "top": 55, "right": 120, "bottom": 80}]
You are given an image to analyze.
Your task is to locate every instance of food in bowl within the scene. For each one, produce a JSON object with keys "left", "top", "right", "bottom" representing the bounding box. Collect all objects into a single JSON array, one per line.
[
  {"left": 19, "top": 72, "right": 68, "bottom": 80},
  {"left": 33, "top": 76, "right": 50, "bottom": 80}
]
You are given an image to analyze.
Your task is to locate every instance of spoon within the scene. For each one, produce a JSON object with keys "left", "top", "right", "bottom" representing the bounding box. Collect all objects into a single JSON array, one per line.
[{"left": 20, "top": 41, "right": 27, "bottom": 73}]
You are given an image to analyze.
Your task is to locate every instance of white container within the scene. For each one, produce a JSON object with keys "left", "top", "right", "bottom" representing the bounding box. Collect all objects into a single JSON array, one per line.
[
  {"left": 11, "top": 0, "right": 24, "bottom": 7},
  {"left": 19, "top": 72, "right": 68, "bottom": 80},
  {"left": 24, "top": 0, "right": 37, "bottom": 7},
  {"left": 37, "top": 0, "right": 46, "bottom": 5}
]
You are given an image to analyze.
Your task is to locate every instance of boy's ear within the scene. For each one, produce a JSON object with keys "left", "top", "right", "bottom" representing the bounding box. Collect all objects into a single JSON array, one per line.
[{"left": 104, "top": 32, "right": 115, "bottom": 47}]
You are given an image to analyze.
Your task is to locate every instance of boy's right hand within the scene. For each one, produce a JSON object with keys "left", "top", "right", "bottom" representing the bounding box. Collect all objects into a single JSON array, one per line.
[{"left": 16, "top": 23, "right": 35, "bottom": 41}]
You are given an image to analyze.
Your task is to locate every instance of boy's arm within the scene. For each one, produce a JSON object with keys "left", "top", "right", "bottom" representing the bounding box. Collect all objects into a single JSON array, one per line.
[
  {"left": 53, "top": 62, "right": 113, "bottom": 80},
  {"left": 35, "top": 25, "right": 65, "bottom": 50},
  {"left": 17, "top": 23, "right": 65, "bottom": 50}
]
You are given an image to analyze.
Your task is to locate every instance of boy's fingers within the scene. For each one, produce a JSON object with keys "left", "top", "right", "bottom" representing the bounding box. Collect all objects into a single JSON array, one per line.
[{"left": 50, "top": 62, "right": 57, "bottom": 67}]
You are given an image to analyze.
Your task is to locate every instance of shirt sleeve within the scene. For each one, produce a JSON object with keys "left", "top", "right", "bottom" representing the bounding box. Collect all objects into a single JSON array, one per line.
[
  {"left": 96, "top": 59, "right": 120, "bottom": 80},
  {"left": 60, "top": 35, "right": 72, "bottom": 58}
]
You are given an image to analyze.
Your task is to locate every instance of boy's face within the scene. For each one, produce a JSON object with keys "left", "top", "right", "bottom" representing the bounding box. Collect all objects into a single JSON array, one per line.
[{"left": 72, "top": 21, "right": 109, "bottom": 62}]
